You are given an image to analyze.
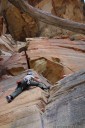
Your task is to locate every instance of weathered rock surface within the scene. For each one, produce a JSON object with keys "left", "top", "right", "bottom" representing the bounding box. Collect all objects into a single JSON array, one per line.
[
  {"left": 0, "top": 35, "right": 29, "bottom": 78},
  {"left": 43, "top": 70, "right": 85, "bottom": 128},
  {"left": 0, "top": 35, "right": 14, "bottom": 78},
  {"left": 0, "top": 90, "right": 46, "bottom": 128},
  {"left": 0, "top": 35, "right": 14, "bottom": 52}
]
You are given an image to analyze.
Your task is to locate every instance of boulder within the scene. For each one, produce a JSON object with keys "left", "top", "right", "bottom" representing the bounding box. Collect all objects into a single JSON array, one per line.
[{"left": 5, "top": 5, "right": 39, "bottom": 41}]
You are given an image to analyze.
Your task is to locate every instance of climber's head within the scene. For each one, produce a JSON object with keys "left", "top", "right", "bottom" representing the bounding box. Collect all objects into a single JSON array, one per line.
[{"left": 27, "top": 70, "right": 33, "bottom": 75}]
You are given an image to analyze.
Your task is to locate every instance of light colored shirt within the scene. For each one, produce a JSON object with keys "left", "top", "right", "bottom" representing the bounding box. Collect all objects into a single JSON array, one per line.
[{"left": 24, "top": 74, "right": 34, "bottom": 84}]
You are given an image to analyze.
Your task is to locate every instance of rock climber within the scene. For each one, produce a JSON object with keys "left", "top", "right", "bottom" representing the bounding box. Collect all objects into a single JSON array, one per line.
[{"left": 6, "top": 70, "right": 50, "bottom": 103}]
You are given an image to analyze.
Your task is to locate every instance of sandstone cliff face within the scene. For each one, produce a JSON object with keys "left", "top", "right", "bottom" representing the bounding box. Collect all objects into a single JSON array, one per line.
[
  {"left": 0, "top": 35, "right": 14, "bottom": 78},
  {"left": 0, "top": 1, "right": 85, "bottom": 127},
  {"left": 44, "top": 70, "right": 85, "bottom": 128},
  {"left": 0, "top": 35, "right": 85, "bottom": 127},
  {"left": 37, "top": 0, "right": 85, "bottom": 37},
  {"left": 51, "top": 0, "right": 84, "bottom": 22}
]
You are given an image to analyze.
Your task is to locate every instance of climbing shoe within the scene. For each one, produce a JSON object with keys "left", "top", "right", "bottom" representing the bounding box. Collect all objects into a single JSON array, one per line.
[
  {"left": 43, "top": 86, "right": 50, "bottom": 90},
  {"left": 6, "top": 96, "right": 12, "bottom": 103}
]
